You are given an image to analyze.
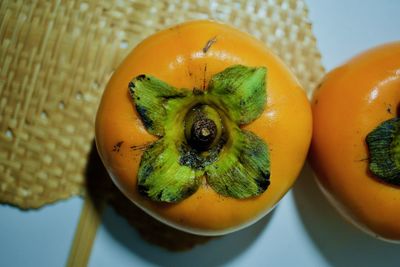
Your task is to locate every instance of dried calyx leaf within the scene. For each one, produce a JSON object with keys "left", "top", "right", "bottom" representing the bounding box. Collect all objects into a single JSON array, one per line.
[
  {"left": 208, "top": 65, "right": 267, "bottom": 124},
  {"left": 366, "top": 117, "right": 400, "bottom": 186},
  {"left": 129, "top": 65, "right": 270, "bottom": 202},
  {"left": 129, "top": 75, "right": 189, "bottom": 136},
  {"left": 137, "top": 139, "right": 201, "bottom": 202},
  {"left": 205, "top": 129, "right": 270, "bottom": 198}
]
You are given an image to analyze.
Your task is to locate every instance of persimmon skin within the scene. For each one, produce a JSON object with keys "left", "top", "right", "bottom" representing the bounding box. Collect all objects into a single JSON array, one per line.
[
  {"left": 310, "top": 42, "right": 400, "bottom": 242},
  {"left": 95, "top": 20, "right": 312, "bottom": 235}
]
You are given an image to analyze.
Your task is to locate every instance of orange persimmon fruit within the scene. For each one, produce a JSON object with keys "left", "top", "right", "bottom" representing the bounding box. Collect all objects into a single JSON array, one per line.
[
  {"left": 310, "top": 42, "right": 400, "bottom": 242},
  {"left": 95, "top": 20, "right": 312, "bottom": 235}
]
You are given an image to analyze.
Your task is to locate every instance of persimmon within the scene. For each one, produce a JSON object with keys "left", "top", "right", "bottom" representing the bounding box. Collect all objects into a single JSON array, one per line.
[
  {"left": 95, "top": 20, "right": 311, "bottom": 235},
  {"left": 310, "top": 42, "right": 400, "bottom": 242}
]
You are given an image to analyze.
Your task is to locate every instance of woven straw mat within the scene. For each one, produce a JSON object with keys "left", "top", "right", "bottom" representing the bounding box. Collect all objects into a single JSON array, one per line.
[{"left": 0, "top": 0, "right": 324, "bottom": 209}]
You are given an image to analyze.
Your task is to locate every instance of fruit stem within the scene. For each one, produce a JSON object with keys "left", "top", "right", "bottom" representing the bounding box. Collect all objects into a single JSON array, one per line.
[
  {"left": 185, "top": 105, "right": 222, "bottom": 151},
  {"left": 189, "top": 117, "right": 217, "bottom": 151}
]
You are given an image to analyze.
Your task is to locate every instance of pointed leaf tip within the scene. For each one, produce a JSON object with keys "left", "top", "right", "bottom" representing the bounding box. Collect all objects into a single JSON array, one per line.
[
  {"left": 137, "top": 140, "right": 202, "bottom": 202},
  {"left": 129, "top": 74, "right": 188, "bottom": 136},
  {"left": 205, "top": 128, "right": 270, "bottom": 199}
]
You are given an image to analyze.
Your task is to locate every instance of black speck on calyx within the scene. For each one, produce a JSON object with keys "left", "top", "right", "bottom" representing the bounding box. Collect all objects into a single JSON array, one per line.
[
  {"left": 138, "top": 184, "right": 148, "bottom": 195},
  {"left": 136, "top": 74, "right": 146, "bottom": 81},
  {"left": 163, "top": 93, "right": 186, "bottom": 100},
  {"left": 224, "top": 86, "right": 234, "bottom": 94},
  {"left": 141, "top": 165, "right": 154, "bottom": 178},
  {"left": 179, "top": 145, "right": 205, "bottom": 170},
  {"left": 256, "top": 171, "right": 270, "bottom": 190},
  {"left": 193, "top": 88, "right": 204, "bottom": 95},
  {"left": 136, "top": 105, "right": 153, "bottom": 129}
]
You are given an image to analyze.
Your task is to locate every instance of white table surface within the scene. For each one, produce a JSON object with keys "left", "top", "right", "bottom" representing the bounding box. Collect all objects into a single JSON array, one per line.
[{"left": 1, "top": 1, "right": 400, "bottom": 266}]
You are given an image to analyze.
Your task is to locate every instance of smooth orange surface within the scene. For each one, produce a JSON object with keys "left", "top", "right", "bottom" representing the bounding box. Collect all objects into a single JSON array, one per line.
[
  {"left": 311, "top": 42, "right": 400, "bottom": 241},
  {"left": 95, "top": 20, "right": 312, "bottom": 234}
]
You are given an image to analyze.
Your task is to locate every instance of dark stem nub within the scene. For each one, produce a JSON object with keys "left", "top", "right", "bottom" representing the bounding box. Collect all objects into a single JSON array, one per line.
[
  {"left": 184, "top": 104, "right": 222, "bottom": 152},
  {"left": 189, "top": 118, "right": 217, "bottom": 151}
]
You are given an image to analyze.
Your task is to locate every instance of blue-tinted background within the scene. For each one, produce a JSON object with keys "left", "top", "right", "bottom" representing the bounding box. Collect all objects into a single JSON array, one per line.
[{"left": 1, "top": 1, "right": 399, "bottom": 266}]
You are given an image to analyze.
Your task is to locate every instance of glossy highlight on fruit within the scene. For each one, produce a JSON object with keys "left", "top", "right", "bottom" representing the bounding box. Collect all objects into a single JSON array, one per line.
[
  {"left": 310, "top": 42, "right": 400, "bottom": 242},
  {"left": 95, "top": 20, "right": 312, "bottom": 235}
]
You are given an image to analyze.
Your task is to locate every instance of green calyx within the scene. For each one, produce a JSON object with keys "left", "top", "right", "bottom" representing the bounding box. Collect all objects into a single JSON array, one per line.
[
  {"left": 129, "top": 65, "right": 270, "bottom": 202},
  {"left": 208, "top": 65, "right": 267, "bottom": 124},
  {"left": 366, "top": 117, "right": 400, "bottom": 186}
]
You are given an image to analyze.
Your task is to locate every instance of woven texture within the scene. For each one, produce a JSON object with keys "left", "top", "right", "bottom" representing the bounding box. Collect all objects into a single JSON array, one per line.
[{"left": 0, "top": 0, "right": 324, "bottom": 209}]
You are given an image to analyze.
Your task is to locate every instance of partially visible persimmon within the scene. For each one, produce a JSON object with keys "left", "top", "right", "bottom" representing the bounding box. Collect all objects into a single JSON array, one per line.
[
  {"left": 311, "top": 42, "right": 400, "bottom": 242},
  {"left": 95, "top": 20, "right": 312, "bottom": 235}
]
